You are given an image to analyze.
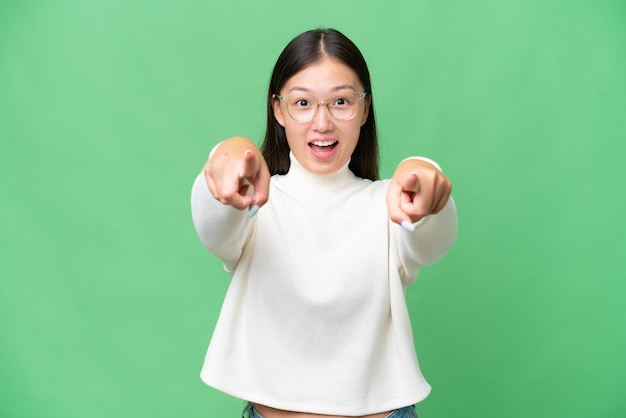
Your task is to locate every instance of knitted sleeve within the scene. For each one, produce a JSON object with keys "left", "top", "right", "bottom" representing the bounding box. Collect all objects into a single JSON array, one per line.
[
  {"left": 191, "top": 172, "right": 253, "bottom": 273},
  {"left": 392, "top": 197, "right": 458, "bottom": 281}
]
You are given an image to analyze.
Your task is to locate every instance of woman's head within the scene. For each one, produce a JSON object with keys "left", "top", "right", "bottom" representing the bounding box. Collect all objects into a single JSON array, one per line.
[{"left": 262, "top": 29, "right": 379, "bottom": 180}]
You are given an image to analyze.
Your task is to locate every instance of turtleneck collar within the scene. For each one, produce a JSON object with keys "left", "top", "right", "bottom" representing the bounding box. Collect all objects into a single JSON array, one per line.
[{"left": 274, "top": 152, "right": 360, "bottom": 196}]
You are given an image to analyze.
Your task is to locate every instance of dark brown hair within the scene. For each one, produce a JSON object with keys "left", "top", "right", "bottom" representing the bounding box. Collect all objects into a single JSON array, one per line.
[{"left": 261, "top": 29, "right": 379, "bottom": 180}]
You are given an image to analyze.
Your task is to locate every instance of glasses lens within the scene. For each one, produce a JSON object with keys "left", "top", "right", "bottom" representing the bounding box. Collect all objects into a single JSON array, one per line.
[
  {"left": 328, "top": 93, "right": 363, "bottom": 121},
  {"left": 286, "top": 94, "right": 317, "bottom": 122}
]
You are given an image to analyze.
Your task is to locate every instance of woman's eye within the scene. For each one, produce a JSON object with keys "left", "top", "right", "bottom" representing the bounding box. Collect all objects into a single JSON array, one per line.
[
  {"left": 334, "top": 98, "right": 349, "bottom": 106},
  {"left": 295, "top": 99, "right": 310, "bottom": 107}
]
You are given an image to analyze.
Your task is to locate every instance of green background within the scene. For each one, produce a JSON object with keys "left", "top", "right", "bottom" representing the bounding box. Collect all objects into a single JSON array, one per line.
[{"left": 1, "top": 1, "right": 624, "bottom": 417}]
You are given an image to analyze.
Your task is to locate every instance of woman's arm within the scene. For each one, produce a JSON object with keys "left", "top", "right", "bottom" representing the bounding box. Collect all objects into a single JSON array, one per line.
[
  {"left": 190, "top": 137, "right": 270, "bottom": 272},
  {"left": 387, "top": 157, "right": 458, "bottom": 279}
]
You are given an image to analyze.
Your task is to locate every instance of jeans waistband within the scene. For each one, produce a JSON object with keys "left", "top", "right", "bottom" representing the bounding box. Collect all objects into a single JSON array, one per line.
[{"left": 241, "top": 403, "right": 417, "bottom": 418}]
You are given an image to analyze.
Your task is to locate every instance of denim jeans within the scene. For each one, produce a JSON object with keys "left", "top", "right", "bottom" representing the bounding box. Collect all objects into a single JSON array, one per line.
[{"left": 241, "top": 403, "right": 418, "bottom": 418}]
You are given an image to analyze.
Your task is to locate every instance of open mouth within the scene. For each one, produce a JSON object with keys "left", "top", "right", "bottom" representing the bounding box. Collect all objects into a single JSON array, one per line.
[{"left": 308, "top": 140, "right": 338, "bottom": 152}]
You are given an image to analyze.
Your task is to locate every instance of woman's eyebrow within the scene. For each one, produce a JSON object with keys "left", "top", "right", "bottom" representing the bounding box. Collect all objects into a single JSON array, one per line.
[
  {"left": 331, "top": 84, "right": 358, "bottom": 92},
  {"left": 288, "top": 86, "right": 312, "bottom": 93}
]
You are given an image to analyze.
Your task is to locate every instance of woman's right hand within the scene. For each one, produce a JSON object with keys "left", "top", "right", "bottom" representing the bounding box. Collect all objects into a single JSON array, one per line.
[{"left": 203, "top": 136, "right": 270, "bottom": 215}]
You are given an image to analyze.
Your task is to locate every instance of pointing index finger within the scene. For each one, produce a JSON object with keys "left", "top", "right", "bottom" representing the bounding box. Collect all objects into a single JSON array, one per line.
[
  {"left": 401, "top": 171, "right": 421, "bottom": 194},
  {"left": 239, "top": 149, "right": 260, "bottom": 180}
]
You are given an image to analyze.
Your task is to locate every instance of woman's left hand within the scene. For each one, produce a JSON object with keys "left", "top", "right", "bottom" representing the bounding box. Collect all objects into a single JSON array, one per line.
[{"left": 386, "top": 159, "right": 452, "bottom": 228}]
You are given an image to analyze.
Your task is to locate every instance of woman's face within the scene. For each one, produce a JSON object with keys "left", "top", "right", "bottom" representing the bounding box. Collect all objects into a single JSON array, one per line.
[{"left": 273, "top": 56, "right": 369, "bottom": 175}]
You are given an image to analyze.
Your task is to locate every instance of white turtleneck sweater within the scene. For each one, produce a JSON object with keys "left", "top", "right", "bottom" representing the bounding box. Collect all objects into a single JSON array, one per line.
[{"left": 191, "top": 153, "right": 457, "bottom": 416}]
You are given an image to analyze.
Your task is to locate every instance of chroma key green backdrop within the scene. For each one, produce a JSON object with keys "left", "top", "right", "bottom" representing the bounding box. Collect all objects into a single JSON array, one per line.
[{"left": 1, "top": 1, "right": 625, "bottom": 417}]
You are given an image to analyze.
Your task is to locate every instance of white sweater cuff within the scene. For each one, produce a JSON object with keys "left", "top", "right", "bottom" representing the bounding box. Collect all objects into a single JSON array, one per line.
[{"left": 400, "top": 156, "right": 442, "bottom": 172}]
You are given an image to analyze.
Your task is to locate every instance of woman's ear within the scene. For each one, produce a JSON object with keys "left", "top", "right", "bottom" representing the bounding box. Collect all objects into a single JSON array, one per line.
[
  {"left": 272, "top": 96, "right": 286, "bottom": 127},
  {"left": 360, "top": 97, "right": 371, "bottom": 126}
]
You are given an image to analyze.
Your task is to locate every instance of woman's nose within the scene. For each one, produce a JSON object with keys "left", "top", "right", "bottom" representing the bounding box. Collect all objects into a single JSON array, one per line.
[{"left": 311, "top": 104, "right": 333, "bottom": 131}]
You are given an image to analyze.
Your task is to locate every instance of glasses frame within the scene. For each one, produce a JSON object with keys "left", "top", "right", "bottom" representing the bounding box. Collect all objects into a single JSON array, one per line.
[{"left": 274, "top": 92, "right": 368, "bottom": 123}]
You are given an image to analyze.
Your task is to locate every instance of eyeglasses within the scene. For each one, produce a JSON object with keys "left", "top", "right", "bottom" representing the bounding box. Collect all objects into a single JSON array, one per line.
[{"left": 274, "top": 92, "right": 368, "bottom": 123}]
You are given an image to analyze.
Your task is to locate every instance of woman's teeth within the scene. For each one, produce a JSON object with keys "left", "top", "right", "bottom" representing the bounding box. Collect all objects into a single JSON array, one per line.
[{"left": 310, "top": 140, "right": 337, "bottom": 147}]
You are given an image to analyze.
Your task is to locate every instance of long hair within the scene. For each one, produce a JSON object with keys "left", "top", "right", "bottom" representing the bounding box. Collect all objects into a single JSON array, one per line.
[{"left": 261, "top": 29, "right": 379, "bottom": 180}]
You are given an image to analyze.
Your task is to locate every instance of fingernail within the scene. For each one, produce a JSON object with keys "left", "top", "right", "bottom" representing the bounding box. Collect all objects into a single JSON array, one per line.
[
  {"left": 401, "top": 220, "right": 416, "bottom": 232},
  {"left": 248, "top": 205, "right": 260, "bottom": 218}
]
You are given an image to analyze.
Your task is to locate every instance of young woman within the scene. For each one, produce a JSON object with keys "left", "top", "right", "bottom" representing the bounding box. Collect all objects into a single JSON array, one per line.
[{"left": 191, "top": 29, "right": 458, "bottom": 418}]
